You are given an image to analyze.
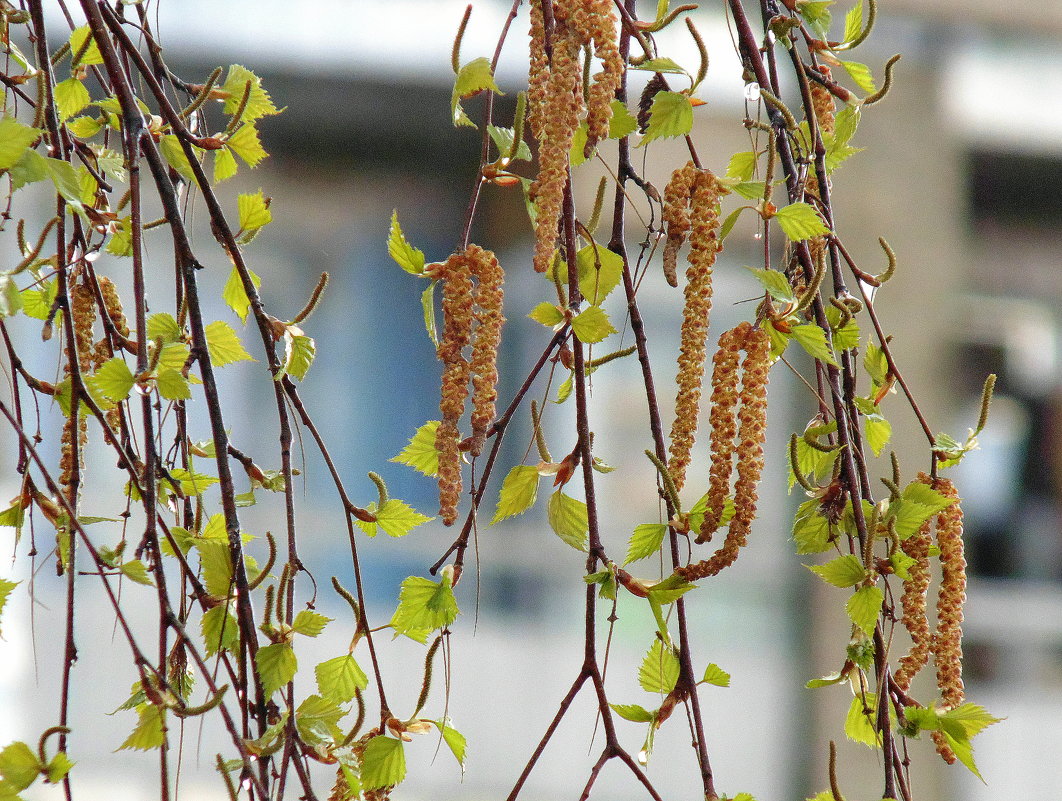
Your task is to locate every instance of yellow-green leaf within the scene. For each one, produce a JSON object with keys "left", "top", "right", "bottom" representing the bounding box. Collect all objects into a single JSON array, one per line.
[
  {"left": 547, "top": 491, "right": 588, "bottom": 551},
  {"left": 491, "top": 464, "right": 540, "bottom": 524},
  {"left": 639, "top": 91, "right": 693, "bottom": 146},
  {"left": 806, "top": 554, "right": 866, "bottom": 587},
  {"left": 0, "top": 117, "right": 40, "bottom": 171},
  {"left": 841, "top": 59, "right": 876, "bottom": 93},
  {"left": 390, "top": 573, "right": 459, "bottom": 636},
  {"left": 846, "top": 585, "right": 882, "bottom": 635},
  {"left": 0, "top": 741, "right": 40, "bottom": 791},
  {"left": 256, "top": 642, "right": 298, "bottom": 696},
  {"left": 701, "top": 663, "right": 731, "bottom": 687},
  {"left": 528, "top": 302, "right": 564, "bottom": 328},
  {"left": 120, "top": 559, "right": 154, "bottom": 586},
  {"left": 360, "top": 736, "right": 406, "bottom": 790},
  {"left": 237, "top": 190, "right": 272, "bottom": 232},
  {"left": 624, "top": 523, "right": 667, "bottom": 565},
  {"left": 117, "top": 706, "right": 165, "bottom": 751},
  {"left": 222, "top": 266, "right": 261, "bottom": 324},
  {"left": 226, "top": 123, "right": 267, "bottom": 167},
  {"left": 315, "top": 655, "right": 368, "bottom": 702},
  {"left": 69, "top": 25, "right": 104, "bottom": 67},
  {"left": 774, "top": 202, "right": 830, "bottom": 240},
  {"left": 55, "top": 78, "right": 91, "bottom": 121},
  {"left": 280, "top": 331, "right": 315, "bottom": 381},
  {"left": 221, "top": 65, "right": 279, "bottom": 123},
  {"left": 292, "top": 609, "right": 331, "bottom": 637},
  {"left": 159, "top": 135, "right": 201, "bottom": 183},
  {"left": 607, "top": 100, "right": 638, "bottom": 139},
  {"left": 205, "top": 320, "right": 254, "bottom": 367},
  {"left": 213, "top": 147, "right": 238, "bottom": 183},
  {"left": 391, "top": 420, "right": 440, "bottom": 477},
  {"left": 639, "top": 639, "right": 679, "bottom": 694},
  {"left": 201, "top": 603, "right": 239, "bottom": 656},
  {"left": 88, "top": 357, "right": 135, "bottom": 407},
  {"left": 571, "top": 305, "right": 617, "bottom": 344},
  {"left": 387, "top": 210, "right": 425, "bottom": 275},
  {"left": 451, "top": 57, "right": 502, "bottom": 128}
]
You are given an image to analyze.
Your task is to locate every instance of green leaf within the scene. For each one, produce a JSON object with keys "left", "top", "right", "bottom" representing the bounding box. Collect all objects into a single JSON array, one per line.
[
  {"left": 237, "top": 190, "right": 272, "bottom": 232},
  {"left": 491, "top": 464, "right": 540, "bottom": 524},
  {"left": 945, "top": 731, "right": 984, "bottom": 782},
  {"left": 390, "top": 573, "right": 459, "bottom": 636},
  {"left": 356, "top": 498, "right": 433, "bottom": 538},
  {"left": 799, "top": 2, "right": 834, "bottom": 40},
  {"left": 939, "top": 703, "right": 1002, "bottom": 740},
  {"left": 69, "top": 25, "right": 104, "bottom": 66},
  {"left": 793, "top": 506, "right": 832, "bottom": 554},
  {"left": 155, "top": 368, "right": 190, "bottom": 401},
  {"left": 213, "top": 148, "right": 238, "bottom": 183},
  {"left": 0, "top": 117, "right": 40, "bottom": 171},
  {"left": 575, "top": 243, "right": 624, "bottom": 305},
  {"left": 639, "top": 640, "right": 679, "bottom": 694},
  {"left": 554, "top": 373, "right": 573, "bottom": 404},
  {"left": 628, "top": 57, "right": 687, "bottom": 75},
  {"left": 159, "top": 134, "right": 200, "bottom": 182},
  {"left": 0, "top": 741, "right": 40, "bottom": 791},
  {"left": 421, "top": 280, "right": 439, "bottom": 346},
  {"left": 0, "top": 579, "right": 18, "bottom": 636},
  {"left": 0, "top": 275, "right": 23, "bottom": 319},
  {"left": 806, "top": 554, "right": 866, "bottom": 588},
  {"left": 205, "top": 320, "right": 254, "bottom": 366},
  {"left": 195, "top": 541, "right": 233, "bottom": 597},
  {"left": 486, "top": 125, "right": 532, "bottom": 162},
  {"left": 834, "top": 105, "right": 860, "bottom": 147},
  {"left": 292, "top": 610, "right": 332, "bottom": 637},
  {"left": 146, "top": 312, "right": 182, "bottom": 343},
  {"left": 805, "top": 672, "right": 846, "bottom": 689},
  {"left": 607, "top": 100, "right": 638, "bottom": 139},
  {"left": 360, "top": 736, "right": 406, "bottom": 790},
  {"left": 391, "top": 421, "right": 440, "bottom": 477},
  {"left": 528, "top": 302, "right": 565, "bottom": 328},
  {"left": 841, "top": 60, "right": 876, "bottom": 93},
  {"left": 842, "top": 0, "right": 863, "bottom": 43},
  {"left": 885, "top": 500, "right": 934, "bottom": 540},
  {"left": 221, "top": 65, "right": 278, "bottom": 123},
  {"left": 118, "top": 705, "right": 166, "bottom": 751},
  {"left": 730, "top": 180, "right": 767, "bottom": 200},
  {"left": 901, "top": 481, "right": 955, "bottom": 515},
  {"left": 120, "top": 559, "right": 154, "bottom": 586},
  {"left": 158, "top": 343, "right": 191, "bottom": 373},
  {"left": 547, "top": 491, "right": 588, "bottom": 552},
  {"left": 88, "top": 357, "right": 135, "bottom": 407},
  {"left": 639, "top": 91, "right": 693, "bottom": 146},
  {"left": 719, "top": 206, "right": 748, "bottom": 241},
  {"left": 645, "top": 574, "right": 695, "bottom": 604},
  {"left": 844, "top": 693, "right": 881, "bottom": 748},
  {"left": 19, "top": 279, "right": 57, "bottom": 321},
  {"left": 201, "top": 603, "right": 239, "bottom": 657},
  {"left": 434, "top": 719, "right": 467, "bottom": 768},
  {"left": 226, "top": 123, "right": 267, "bottom": 167},
  {"left": 846, "top": 585, "right": 882, "bottom": 635},
  {"left": 864, "top": 340, "right": 889, "bottom": 385},
  {"left": 55, "top": 78, "right": 91, "bottom": 121},
  {"left": 774, "top": 202, "right": 830, "bottom": 241},
  {"left": 701, "top": 663, "right": 731, "bottom": 687},
  {"left": 45, "top": 752, "right": 74, "bottom": 784},
  {"left": 295, "top": 694, "right": 346, "bottom": 747},
  {"left": 865, "top": 414, "right": 891, "bottom": 456},
  {"left": 43, "top": 158, "right": 84, "bottom": 213},
  {"left": 387, "top": 210, "right": 425, "bottom": 275},
  {"left": 256, "top": 643, "right": 298, "bottom": 696},
  {"left": 610, "top": 703, "right": 655, "bottom": 723},
  {"left": 727, "top": 151, "right": 757, "bottom": 181},
  {"left": 281, "top": 331, "right": 315, "bottom": 381},
  {"left": 220, "top": 267, "right": 260, "bottom": 327},
  {"left": 569, "top": 122, "right": 590, "bottom": 167},
  {"left": 451, "top": 57, "right": 501, "bottom": 128},
  {"left": 624, "top": 523, "right": 667, "bottom": 565},
  {"left": 316, "top": 655, "right": 368, "bottom": 702},
  {"left": 571, "top": 305, "right": 617, "bottom": 344},
  {"left": 746, "top": 267, "right": 795, "bottom": 304},
  {"left": 790, "top": 323, "right": 838, "bottom": 366}
]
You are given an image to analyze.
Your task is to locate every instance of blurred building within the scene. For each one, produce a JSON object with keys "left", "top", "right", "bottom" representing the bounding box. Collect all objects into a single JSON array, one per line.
[{"left": 2, "top": 1, "right": 1061, "bottom": 800}]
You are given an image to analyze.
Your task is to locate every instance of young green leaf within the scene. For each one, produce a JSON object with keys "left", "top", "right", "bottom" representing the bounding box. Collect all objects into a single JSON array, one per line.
[
  {"left": 608, "top": 100, "right": 638, "bottom": 139},
  {"left": 220, "top": 266, "right": 261, "bottom": 325},
  {"left": 295, "top": 694, "right": 346, "bottom": 748},
  {"left": 746, "top": 267, "right": 795, "bottom": 304},
  {"left": 491, "top": 464, "right": 540, "bottom": 524},
  {"left": 846, "top": 585, "right": 883, "bottom": 636},
  {"left": 575, "top": 243, "right": 624, "bottom": 305},
  {"left": 624, "top": 523, "right": 667, "bottom": 565},
  {"left": 639, "top": 640, "right": 680, "bottom": 694},
  {"left": 45, "top": 751, "right": 74, "bottom": 785},
  {"left": 609, "top": 703, "right": 655, "bottom": 723},
  {"left": 571, "top": 305, "right": 617, "bottom": 344},
  {"left": 146, "top": 312, "right": 183, "bottom": 343},
  {"left": 547, "top": 491, "right": 588, "bottom": 552},
  {"left": 388, "top": 211, "right": 426, "bottom": 275},
  {"left": 391, "top": 420, "right": 440, "bottom": 477},
  {"left": 793, "top": 504, "right": 832, "bottom": 554},
  {"left": 727, "top": 150, "right": 758, "bottom": 181},
  {"left": 645, "top": 573, "right": 696, "bottom": 604},
  {"left": 355, "top": 498, "right": 433, "bottom": 538},
  {"left": 528, "top": 302, "right": 565, "bottom": 328},
  {"left": 69, "top": 25, "right": 104, "bottom": 66},
  {"left": 119, "top": 559, "right": 154, "bottom": 586},
  {"left": 842, "top": 0, "right": 863, "bottom": 44},
  {"left": 433, "top": 719, "right": 468, "bottom": 769},
  {"left": 195, "top": 541, "right": 233, "bottom": 597},
  {"left": 201, "top": 603, "right": 239, "bottom": 657},
  {"left": 806, "top": 554, "right": 866, "bottom": 588},
  {"left": 774, "top": 202, "right": 831, "bottom": 241},
  {"left": 0, "top": 740, "right": 40, "bottom": 791},
  {"left": 292, "top": 610, "right": 332, "bottom": 637},
  {"left": 221, "top": 65, "right": 279, "bottom": 123},
  {"left": 864, "top": 414, "right": 891, "bottom": 456},
  {"left": 226, "top": 123, "right": 268, "bottom": 167},
  {"left": 118, "top": 706, "right": 166, "bottom": 751},
  {"left": 205, "top": 320, "right": 254, "bottom": 367},
  {"left": 901, "top": 481, "right": 955, "bottom": 515},
  {"left": 256, "top": 643, "right": 298, "bottom": 696},
  {"left": 88, "top": 357, "right": 135, "bottom": 406},
  {"left": 0, "top": 117, "right": 40, "bottom": 171},
  {"left": 422, "top": 279, "right": 439, "bottom": 345},
  {"left": 360, "top": 736, "right": 406, "bottom": 790},
  {"left": 487, "top": 125, "right": 532, "bottom": 162},
  {"left": 390, "top": 573, "right": 460, "bottom": 636},
  {"left": 451, "top": 57, "right": 502, "bottom": 128},
  {"left": 159, "top": 135, "right": 200, "bottom": 183},
  {"left": 844, "top": 693, "right": 881, "bottom": 748},
  {"left": 213, "top": 148, "right": 238, "bottom": 182},
  {"left": 281, "top": 332, "right": 315, "bottom": 381},
  {"left": 628, "top": 57, "right": 687, "bottom": 75},
  {"left": 0, "top": 579, "right": 18, "bottom": 636},
  {"left": 639, "top": 91, "right": 694, "bottom": 146},
  {"left": 54, "top": 78, "right": 91, "bottom": 121},
  {"left": 790, "top": 323, "right": 838, "bottom": 366},
  {"left": 237, "top": 190, "right": 272, "bottom": 232},
  {"left": 701, "top": 663, "right": 731, "bottom": 687},
  {"left": 841, "top": 60, "right": 877, "bottom": 93},
  {"left": 316, "top": 655, "right": 369, "bottom": 702}
]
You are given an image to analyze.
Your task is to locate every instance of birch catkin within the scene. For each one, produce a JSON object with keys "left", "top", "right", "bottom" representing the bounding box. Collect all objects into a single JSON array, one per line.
[
  {"left": 59, "top": 281, "right": 97, "bottom": 501},
  {"left": 696, "top": 325, "right": 743, "bottom": 539},
  {"left": 667, "top": 169, "right": 724, "bottom": 492},
  {"left": 436, "top": 252, "right": 474, "bottom": 525},
  {"left": 893, "top": 515, "right": 933, "bottom": 692},
  {"left": 467, "top": 245, "right": 505, "bottom": 457},
  {"left": 661, "top": 162, "right": 699, "bottom": 286}
]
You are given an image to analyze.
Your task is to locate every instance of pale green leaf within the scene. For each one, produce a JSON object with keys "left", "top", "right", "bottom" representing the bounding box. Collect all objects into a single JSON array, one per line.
[
  {"left": 388, "top": 210, "right": 425, "bottom": 275},
  {"left": 69, "top": 25, "right": 104, "bottom": 66},
  {"left": 316, "top": 655, "right": 368, "bottom": 702},
  {"left": 55, "top": 78, "right": 91, "bottom": 121},
  {"left": 213, "top": 148, "right": 238, "bottom": 183},
  {"left": 624, "top": 523, "right": 667, "bottom": 565},
  {"left": 568, "top": 121, "right": 589, "bottom": 167},
  {"left": 360, "top": 736, "right": 406, "bottom": 790},
  {"left": 886, "top": 499, "right": 934, "bottom": 539},
  {"left": 727, "top": 151, "right": 757, "bottom": 181},
  {"left": 0, "top": 117, "right": 40, "bottom": 171},
  {"left": 195, "top": 541, "right": 233, "bottom": 597},
  {"left": 790, "top": 323, "right": 838, "bottom": 366},
  {"left": 799, "top": 2, "right": 833, "bottom": 41},
  {"left": 865, "top": 415, "right": 891, "bottom": 456},
  {"left": 730, "top": 180, "right": 767, "bottom": 200},
  {"left": 793, "top": 503, "right": 832, "bottom": 554},
  {"left": 528, "top": 302, "right": 565, "bottom": 327},
  {"left": 644, "top": 574, "right": 695, "bottom": 604},
  {"left": 547, "top": 491, "right": 588, "bottom": 551},
  {"left": 159, "top": 135, "right": 200, "bottom": 183},
  {"left": 0, "top": 741, "right": 39, "bottom": 791},
  {"left": 639, "top": 640, "right": 679, "bottom": 694},
  {"left": 221, "top": 65, "right": 279, "bottom": 123},
  {"left": 901, "top": 481, "right": 955, "bottom": 515},
  {"left": 222, "top": 266, "right": 261, "bottom": 324},
  {"left": 391, "top": 421, "right": 440, "bottom": 477},
  {"left": 841, "top": 60, "right": 876, "bottom": 93},
  {"left": 117, "top": 706, "right": 165, "bottom": 751},
  {"left": 0, "top": 275, "right": 23, "bottom": 318},
  {"left": 609, "top": 703, "right": 655, "bottom": 723},
  {"left": 719, "top": 206, "right": 748, "bottom": 241},
  {"left": 939, "top": 703, "right": 1002, "bottom": 740},
  {"left": 88, "top": 357, "right": 135, "bottom": 405},
  {"left": 775, "top": 202, "right": 830, "bottom": 241},
  {"left": 805, "top": 672, "right": 846, "bottom": 689},
  {"left": 864, "top": 340, "right": 889, "bottom": 385},
  {"left": 842, "top": 1, "right": 863, "bottom": 44},
  {"left": 554, "top": 373, "right": 573, "bottom": 404},
  {"left": 571, "top": 305, "right": 616, "bottom": 344},
  {"left": 451, "top": 57, "right": 501, "bottom": 128},
  {"left": 158, "top": 342, "right": 191, "bottom": 373},
  {"left": 120, "top": 559, "right": 154, "bottom": 586},
  {"left": 226, "top": 123, "right": 267, "bottom": 167},
  {"left": 746, "top": 267, "right": 795, "bottom": 304},
  {"left": 491, "top": 464, "right": 540, "bottom": 524},
  {"left": 281, "top": 332, "right": 315, "bottom": 381},
  {"left": 45, "top": 752, "right": 74, "bottom": 784},
  {"left": 607, "top": 100, "right": 638, "bottom": 139},
  {"left": 237, "top": 190, "right": 272, "bottom": 232},
  {"left": 806, "top": 554, "right": 866, "bottom": 587},
  {"left": 295, "top": 695, "right": 346, "bottom": 747},
  {"left": 639, "top": 91, "right": 693, "bottom": 146},
  {"left": 256, "top": 643, "right": 298, "bottom": 696},
  {"left": 486, "top": 125, "right": 532, "bottom": 162},
  {"left": 701, "top": 663, "right": 731, "bottom": 687},
  {"left": 846, "top": 585, "right": 882, "bottom": 635},
  {"left": 147, "top": 312, "right": 183, "bottom": 343},
  {"left": 292, "top": 610, "right": 332, "bottom": 637},
  {"left": 434, "top": 719, "right": 467, "bottom": 768},
  {"left": 628, "top": 57, "right": 687, "bottom": 75},
  {"left": 421, "top": 280, "right": 439, "bottom": 345},
  {"left": 576, "top": 243, "right": 624, "bottom": 305},
  {"left": 356, "top": 498, "right": 433, "bottom": 538},
  {"left": 205, "top": 320, "right": 254, "bottom": 367},
  {"left": 201, "top": 603, "right": 239, "bottom": 656},
  {"left": 0, "top": 579, "right": 18, "bottom": 636},
  {"left": 43, "top": 158, "right": 85, "bottom": 213},
  {"left": 845, "top": 693, "right": 881, "bottom": 748},
  {"left": 390, "top": 573, "right": 459, "bottom": 636}
]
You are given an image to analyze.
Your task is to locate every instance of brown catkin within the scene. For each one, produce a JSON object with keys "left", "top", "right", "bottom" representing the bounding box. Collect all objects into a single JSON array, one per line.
[
  {"left": 580, "top": 0, "right": 622, "bottom": 157},
  {"left": 638, "top": 73, "right": 668, "bottom": 133},
  {"left": 695, "top": 325, "right": 743, "bottom": 540},
  {"left": 436, "top": 252, "right": 474, "bottom": 525},
  {"left": 59, "top": 281, "right": 97, "bottom": 497},
  {"left": 527, "top": 0, "right": 549, "bottom": 143},
  {"left": 893, "top": 515, "right": 933, "bottom": 693},
  {"left": 682, "top": 325, "right": 770, "bottom": 580},
  {"left": 98, "top": 275, "right": 130, "bottom": 340},
  {"left": 932, "top": 477, "right": 966, "bottom": 708},
  {"left": 667, "top": 170, "right": 724, "bottom": 492},
  {"left": 467, "top": 245, "right": 505, "bottom": 457},
  {"left": 661, "top": 162, "right": 699, "bottom": 286},
  {"left": 811, "top": 65, "right": 836, "bottom": 137}
]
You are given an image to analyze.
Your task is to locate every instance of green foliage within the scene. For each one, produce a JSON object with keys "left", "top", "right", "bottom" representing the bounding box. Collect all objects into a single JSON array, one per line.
[
  {"left": 388, "top": 211, "right": 426, "bottom": 275},
  {"left": 292, "top": 610, "right": 332, "bottom": 637},
  {"left": 391, "top": 421, "right": 441, "bottom": 477},
  {"left": 639, "top": 640, "right": 680, "bottom": 694},
  {"left": 624, "top": 523, "right": 668, "bottom": 565},
  {"left": 806, "top": 554, "right": 866, "bottom": 588},
  {"left": 571, "top": 305, "right": 617, "bottom": 344},
  {"left": 491, "top": 464, "right": 540, "bottom": 524},
  {"left": 257, "top": 643, "right": 298, "bottom": 696},
  {"left": 390, "top": 572, "right": 459, "bottom": 639},
  {"left": 774, "top": 202, "right": 831, "bottom": 241},
  {"left": 547, "top": 491, "right": 589, "bottom": 551},
  {"left": 205, "top": 320, "right": 254, "bottom": 367},
  {"left": 316, "top": 655, "right": 369, "bottom": 703},
  {"left": 451, "top": 57, "right": 501, "bottom": 128},
  {"left": 610, "top": 703, "right": 656, "bottom": 723},
  {"left": 701, "top": 663, "right": 731, "bottom": 687},
  {"left": 846, "top": 585, "right": 883, "bottom": 636},
  {"left": 118, "top": 706, "right": 166, "bottom": 751},
  {"left": 0, "top": 741, "right": 41, "bottom": 792},
  {"left": 356, "top": 498, "right": 433, "bottom": 538},
  {"left": 360, "top": 736, "right": 406, "bottom": 790},
  {"left": 639, "top": 91, "right": 694, "bottom": 145}
]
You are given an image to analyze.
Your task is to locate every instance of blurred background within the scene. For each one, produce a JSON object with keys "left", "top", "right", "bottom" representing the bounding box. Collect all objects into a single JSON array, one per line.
[{"left": 3, "top": 1, "right": 1062, "bottom": 799}]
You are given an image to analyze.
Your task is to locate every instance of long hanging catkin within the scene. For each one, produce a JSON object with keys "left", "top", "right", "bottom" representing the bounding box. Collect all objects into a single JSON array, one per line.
[
  {"left": 436, "top": 252, "right": 474, "bottom": 525},
  {"left": 467, "top": 245, "right": 505, "bottom": 458}
]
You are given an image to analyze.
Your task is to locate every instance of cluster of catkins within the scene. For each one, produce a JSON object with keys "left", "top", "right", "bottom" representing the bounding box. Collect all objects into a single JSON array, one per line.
[
  {"left": 678, "top": 322, "right": 770, "bottom": 580},
  {"left": 893, "top": 474, "right": 967, "bottom": 763},
  {"left": 435, "top": 245, "right": 505, "bottom": 526},
  {"left": 527, "top": 0, "right": 622, "bottom": 274},
  {"left": 663, "top": 162, "right": 728, "bottom": 492}
]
